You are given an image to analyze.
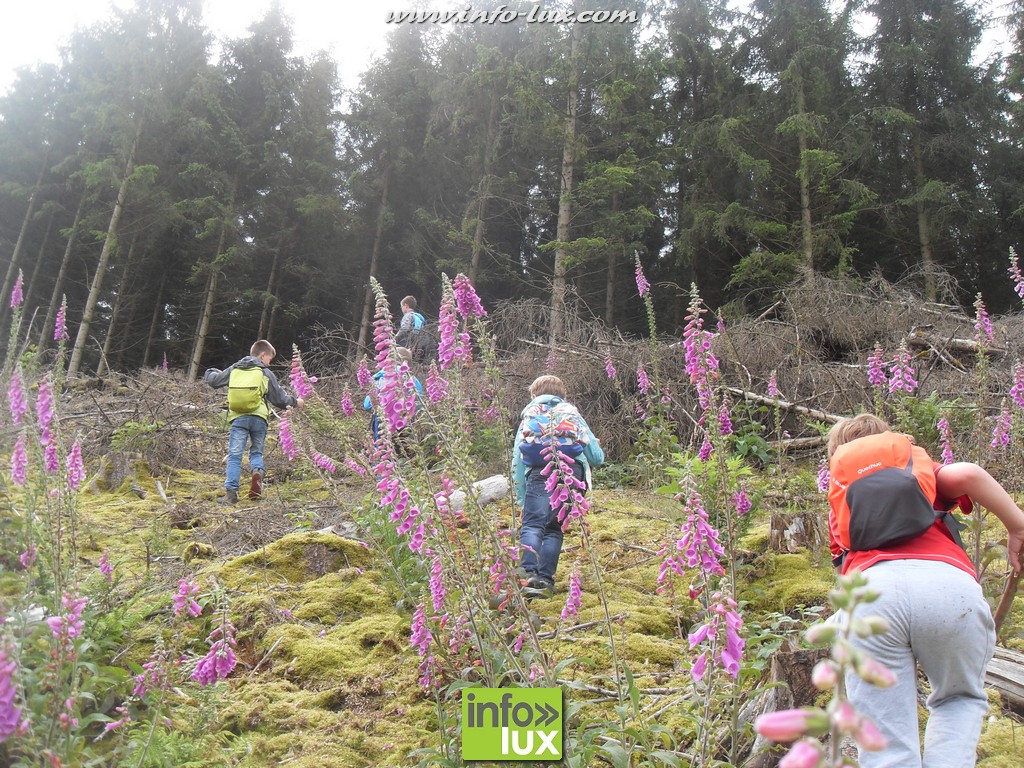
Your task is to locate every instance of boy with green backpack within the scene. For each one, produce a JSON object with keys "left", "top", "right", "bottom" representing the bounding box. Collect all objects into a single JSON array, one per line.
[{"left": 204, "top": 340, "right": 304, "bottom": 503}]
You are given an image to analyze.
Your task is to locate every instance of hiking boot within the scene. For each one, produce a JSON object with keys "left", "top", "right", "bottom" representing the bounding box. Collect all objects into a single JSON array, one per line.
[
  {"left": 523, "top": 576, "right": 555, "bottom": 599},
  {"left": 249, "top": 469, "right": 265, "bottom": 500},
  {"left": 221, "top": 489, "right": 238, "bottom": 504}
]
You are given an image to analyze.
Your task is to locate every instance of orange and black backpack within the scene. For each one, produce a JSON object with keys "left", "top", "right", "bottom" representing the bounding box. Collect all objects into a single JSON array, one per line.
[{"left": 828, "top": 431, "right": 967, "bottom": 567}]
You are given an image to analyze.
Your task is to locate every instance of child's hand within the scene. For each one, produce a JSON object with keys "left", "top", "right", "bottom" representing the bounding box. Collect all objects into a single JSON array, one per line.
[
  {"left": 296, "top": 397, "right": 305, "bottom": 408},
  {"left": 1008, "top": 529, "right": 1024, "bottom": 576}
]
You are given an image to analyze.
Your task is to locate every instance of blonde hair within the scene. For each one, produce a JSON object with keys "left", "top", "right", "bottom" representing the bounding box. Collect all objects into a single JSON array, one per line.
[
  {"left": 395, "top": 347, "right": 413, "bottom": 364},
  {"left": 529, "top": 375, "right": 566, "bottom": 399},
  {"left": 250, "top": 339, "right": 276, "bottom": 359},
  {"left": 827, "top": 413, "right": 891, "bottom": 457}
]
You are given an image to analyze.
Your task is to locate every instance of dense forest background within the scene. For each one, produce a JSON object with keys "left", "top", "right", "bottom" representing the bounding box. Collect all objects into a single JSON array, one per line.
[{"left": 0, "top": 0, "right": 1022, "bottom": 377}]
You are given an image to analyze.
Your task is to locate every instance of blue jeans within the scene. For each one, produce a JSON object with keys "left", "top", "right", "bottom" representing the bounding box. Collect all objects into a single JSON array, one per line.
[
  {"left": 519, "top": 462, "right": 584, "bottom": 581},
  {"left": 225, "top": 415, "right": 268, "bottom": 491}
]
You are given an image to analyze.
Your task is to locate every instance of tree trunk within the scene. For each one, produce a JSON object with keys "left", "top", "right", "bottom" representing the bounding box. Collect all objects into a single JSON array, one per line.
[
  {"left": 259, "top": 246, "right": 281, "bottom": 339},
  {"left": 914, "top": 138, "right": 937, "bottom": 302},
  {"left": 187, "top": 219, "right": 228, "bottom": 381},
  {"left": 605, "top": 193, "right": 620, "bottom": 326},
  {"left": 797, "top": 77, "right": 814, "bottom": 269},
  {"left": 469, "top": 90, "right": 500, "bottom": 286},
  {"left": 39, "top": 194, "right": 85, "bottom": 352},
  {"left": 356, "top": 171, "right": 391, "bottom": 355},
  {"left": 96, "top": 234, "right": 136, "bottom": 376},
  {"left": 550, "top": 21, "right": 582, "bottom": 347},
  {"left": 68, "top": 118, "right": 143, "bottom": 377},
  {"left": 141, "top": 272, "right": 166, "bottom": 368},
  {"left": 0, "top": 150, "right": 49, "bottom": 321},
  {"left": 24, "top": 210, "right": 55, "bottom": 310}
]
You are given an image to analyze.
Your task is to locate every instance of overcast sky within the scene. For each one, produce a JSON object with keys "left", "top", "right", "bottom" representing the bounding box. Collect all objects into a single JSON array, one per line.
[
  {"left": 0, "top": 0, "right": 1013, "bottom": 99},
  {"left": 0, "top": 0, "right": 430, "bottom": 96}
]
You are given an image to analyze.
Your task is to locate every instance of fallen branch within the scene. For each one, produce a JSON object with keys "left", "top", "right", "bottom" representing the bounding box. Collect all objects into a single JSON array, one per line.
[
  {"left": 908, "top": 329, "right": 1006, "bottom": 358},
  {"left": 538, "top": 614, "right": 626, "bottom": 638},
  {"left": 777, "top": 435, "right": 828, "bottom": 453},
  {"left": 992, "top": 567, "right": 1022, "bottom": 636},
  {"left": 725, "top": 387, "right": 843, "bottom": 424}
]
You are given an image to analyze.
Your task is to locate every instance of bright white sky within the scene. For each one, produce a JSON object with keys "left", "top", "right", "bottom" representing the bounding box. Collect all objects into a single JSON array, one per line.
[
  {"left": 0, "top": 0, "right": 1012, "bottom": 98},
  {"left": 0, "top": 0, "right": 442, "bottom": 96}
]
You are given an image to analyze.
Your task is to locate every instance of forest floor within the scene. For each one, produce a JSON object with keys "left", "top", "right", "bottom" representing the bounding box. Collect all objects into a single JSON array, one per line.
[{"left": 56, "top": 370, "right": 1024, "bottom": 767}]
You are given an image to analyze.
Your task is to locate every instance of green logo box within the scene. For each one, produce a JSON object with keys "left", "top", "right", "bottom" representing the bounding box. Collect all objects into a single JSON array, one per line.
[{"left": 461, "top": 687, "right": 563, "bottom": 761}]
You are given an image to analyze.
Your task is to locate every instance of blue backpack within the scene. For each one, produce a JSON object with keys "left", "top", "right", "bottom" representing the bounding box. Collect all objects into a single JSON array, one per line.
[{"left": 518, "top": 399, "right": 587, "bottom": 467}]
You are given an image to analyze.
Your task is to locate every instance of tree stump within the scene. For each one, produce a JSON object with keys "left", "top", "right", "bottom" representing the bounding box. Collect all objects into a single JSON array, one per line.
[
  {"left": 769, "top": 511, "right": 827, "bottom": 554},
  {"left": 737, "top": 641, "right": 830, "bottom": 767}
]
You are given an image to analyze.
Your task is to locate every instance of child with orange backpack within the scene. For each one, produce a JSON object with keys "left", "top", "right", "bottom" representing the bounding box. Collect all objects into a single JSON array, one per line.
[{"left": 826, "top": 413, "right": 1024, "bottom": 768}]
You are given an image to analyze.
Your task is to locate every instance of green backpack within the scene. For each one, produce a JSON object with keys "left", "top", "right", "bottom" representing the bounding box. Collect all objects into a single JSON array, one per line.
[{"left": 227, "top": 367, "right": 268, "bottom": 414}]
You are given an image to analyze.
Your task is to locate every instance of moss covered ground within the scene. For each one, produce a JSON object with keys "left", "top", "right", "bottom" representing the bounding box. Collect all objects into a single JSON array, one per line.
[{"left": 60, "top": 454, "right": 1023, "bottom": 767}]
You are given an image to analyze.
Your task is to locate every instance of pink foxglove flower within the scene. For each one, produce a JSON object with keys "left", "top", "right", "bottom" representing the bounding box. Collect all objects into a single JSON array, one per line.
[
  {"left": 866, "top": 344, "right": 888, "bottom": 389},
  {"left": 697, "top": 435, "right": 713, "bottom": 462},
  {"left": 544, "top": 447, "right": 591, "bottom": 531},
  {"left": 452, "top": 273, "right": 486, "bottom": 319},
  {"left": 66, "top": 441, "right": 86, "bottom": 490},
  {"left": 46, "top": 592, "right": 89, "bottom": 648},
  {"left": 311, "top": 451, "right": 336, "bottom": 474},
  {"left": 192, "top": 622, "right": 237, "bottom": 685},
  {"left": 19, "top": 546, "right": 36, "bottom": 569},
  {"left": 973, "top": 294, "right": 994, "bottom": 344},
  {"left": 9, "top": 270, "right": 23, "bottom": 309},
  {"left": 1011, "top": 363, "right": 1024, "bottom": 409},
  {"left": 104, "top": 706, "right": 132, "bottom": 732},
  {"left": 657, "top": 482, "right": 725, "bottom": 589},
  {"left": 289, "top": 346, "right": 316, "bottom": 399},
  {"left": 10, "top": 436, "right": 27, "bottom": 486},
  {"left": 733, "top": 485, "right": 752, "bottom": 516},
  {"left": 162, "top": 353, "right": 168, "bottom": 372},
  {"left": 429, "top": 555, "right": 446, "bottom": 615},
  {"left": 682, "top": 284, "right": 719, "bottom": 411},
  {"left": 637, "top": 365, "right": 650, "bottom": 394},
  {"left": 7, "top": 367, "right": 26, "bottom": 426},
  {"left": 99, "top": 551, "right": 113, "bottom": 582},
  {"left": 767, "top": 370, "right": 780, "bottom": 398},
  {"left": 340, "top": 391, "right": 354, "bottom": 417},
  {"left": 779, "top": 739, "right": 824, "bottom": 768},
  {"left": 54, "top": 297, "right": 69, "bottom": 341},
  {"left": 604, "top": 356, "right": 616, "bottom": 379},
  {"left": 561, "top": 568, "right": 582, "bottom": 621},
  {"left": 1009, "top": 247, "right": 1024, "bottom": 301},
  {"left": 410, "top": 604, "right": 432, "bottom": 657},
  {"left": 937, "top": 418, "right": 955, "bottom": 464},
  {"left": 0, "top": 642, "right": 22, "bottom": 742},
  {"left": 44, "top": 442, "right": 59, "bottom": 474},
  {"left": 888, "top": 343, "right": 917, "bottom": 394},
  {"left": 36, "top": 376, "right": 54, "bottom": 433},
  {"left": 172, "top": 579, "right": 202, "bottom": 618},
  {"left": 755, "top": 708, "right": 830, "bottom": 743},
  {"left": 717, "top": 401, "right": 733, "bottom": 437},
  {"left": 991, "top": 407, "right": 1012, "bottom": 451},
  {"left": 356, "top": 358, "right": 372, "bottom": 388},
  {"left": 816, "top": 459, "right": 830, "bottom": 493},
  {"left": 854, "top": 717, "right": 888, "bottom": 751},
  {"left": 425, "top": 364, "right": 448, "bottom": 403},
  {"left": 278, "top": 414, "right": 299, "bottom": 460},
  {"left": 634, "top": 254, "right": 650, "bottom": 297}
]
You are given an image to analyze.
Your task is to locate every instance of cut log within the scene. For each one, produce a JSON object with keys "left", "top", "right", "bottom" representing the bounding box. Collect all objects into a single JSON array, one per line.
[
  {"left": 986, "top": 647, "right": 1024, "bottom": 713},
  {"left": 450, "top": 474, "right": 510, "bottom": 512}
]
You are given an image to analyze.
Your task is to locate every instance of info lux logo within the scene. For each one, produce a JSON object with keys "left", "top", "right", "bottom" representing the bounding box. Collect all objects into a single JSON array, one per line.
[{"left": 461, "top": 688, "right": 563, "bottom": 761}]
